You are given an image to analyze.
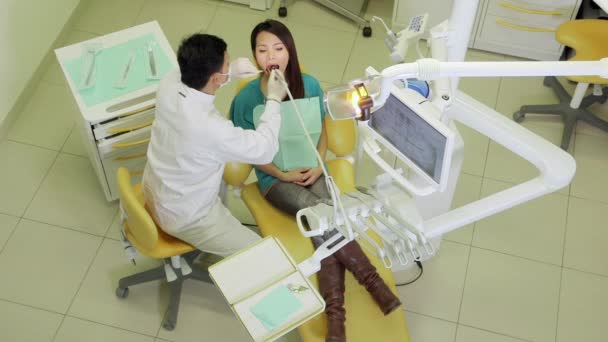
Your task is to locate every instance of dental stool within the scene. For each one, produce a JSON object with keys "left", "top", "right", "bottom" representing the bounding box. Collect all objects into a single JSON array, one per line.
[
  {"left": 114, "top": 167, "right": 213, "bottom": 331},
  {"left": 224, "top": 78, "right": 410, "bottom": 342},
  {"left": 513, "top": 19, "right": 608, "bottom": 150}
]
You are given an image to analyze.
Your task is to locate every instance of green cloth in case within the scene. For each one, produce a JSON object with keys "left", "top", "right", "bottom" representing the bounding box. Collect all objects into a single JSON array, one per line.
[
  {"left": 253, "top": 97, "right": 322, "bottom": 171},
  {"left": 63, "top": 33, "right": 174, "bottom": 108},
  {"left": 250, "top": 285, "right": 303, "bottom": 331}
]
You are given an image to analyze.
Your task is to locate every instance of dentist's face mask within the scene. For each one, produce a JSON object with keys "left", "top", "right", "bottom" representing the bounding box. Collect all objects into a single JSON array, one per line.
[{"left": 218, "top": 64, "right": 231, "bottom": 88}]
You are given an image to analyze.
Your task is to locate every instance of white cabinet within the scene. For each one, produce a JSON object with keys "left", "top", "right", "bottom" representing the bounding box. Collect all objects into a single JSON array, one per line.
[
  {"left": 55, "top": 21, "right": 177, "bottom": 201},
  {"left": 392, "top": 0, "right": 582, "bottom": 60},
  {"left": 473, "top": 0, "right": 582, "bottom": 60}
]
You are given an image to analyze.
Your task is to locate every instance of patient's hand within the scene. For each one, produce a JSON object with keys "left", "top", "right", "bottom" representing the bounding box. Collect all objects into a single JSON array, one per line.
[
  {"left": 294, "top": 167, "right": 323, "bottom": 186},
  {"left": 279, "top": 168, "right": 310, "bottom": 183}
]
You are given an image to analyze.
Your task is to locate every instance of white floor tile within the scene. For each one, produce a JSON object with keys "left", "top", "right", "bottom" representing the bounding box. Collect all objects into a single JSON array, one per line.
[
  {"left": 134, "top": 0, "right": 217, "bottom": 51},
  {"left": 455, "top": 122, "right": 490, "bottom": 177},
  {"left": 404, "top": 311, "right": 457, "bottom": 342},
  {"left": 495, "top": 77, "right": 562, "bottom": 125},
  {"left": 342, "top": 28, "right": 427, "bottom": 84},
  {"left": 74, "top": 0, "right": 146, "bottom": 35},
  {"left": 69, "top": 239, "right": 166, "bottom": 336},
  {"left": 25, "top": 153, "right": 117, "bottom": 236},
  {"left": 455, "top": 325, "right": 527, "bottom": 342},
  {"left": 459, "top": 52, "right": 502, "bottom": 109},
  {"left": 557, "top": 268, "right": 608, "bottom": 342},
  {"left": 54, "top": 316, "right": 155, "bottom": 342},
  {"left": 105, "top": 210, "right": 122, "bottom": 241},
  {"left": 8, "top": 82, "right": 77, "bottom": 151},
  {"left": 283, "top": 0, "right": 358, "bottom": 34},
  {"left": 563, "top": 197, "right": 608, "bottom": 277},
  {"left": 0, "top": 214, "right": 19, "bottom": 251},
  {"left": 571, "top": 133, "right": 608, "bottom": 203},
  {"left": 460, "top": 248, "right": 561, "bottom": 342},
  {"left": 156, "top": 281, "right": 251, "bottom": 342},
  {"left": 396, "top": 241, "right": 470, "bottom": 322},
  {"left": 0, "top": 140, "right": 57, "bottom": 217},
  {"left": 42, "top": 30, "right": 98, "bottom": 86},
  {"left": 473, "top": 178, "right": 568, "bottom": 265},
  {"left": 0, "top": 300, "right": 63, "bottom": 342},
  {"left": 61, "top": 127, "right": 88, "bottom": 157},
  {"left": 484, "top": 122, "right": 571, "bottom": 195},
  {"left": 443, "top": 173, "right": 482, "bottom": 245},
  {"left": 0, "top": 219, "right": 101, "bottom": 313},
  {"left": 205, "top": 6, "right": 266, "bottom": 61},
  {"left": 287, "top": 22, "right": 356, "bottom": 85}
]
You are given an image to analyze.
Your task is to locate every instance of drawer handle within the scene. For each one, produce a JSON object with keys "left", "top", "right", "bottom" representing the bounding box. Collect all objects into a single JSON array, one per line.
[
  {"left": 499, "top": 2, "right": 562, "bottom": 16},
  {"left": 496, "top": 19, "right": 556, "bottom": 32},
  {"left": 107, "top": 121, "right": 153, "bottom": 134},
  {"left": 114, "top": 153, "right": 146, "bottom": 161},
  {"left": 112, "top": 138, "right": 150, "bottom": 149},
  {"left": 120, "top": 104, "right": 155, "bottom": 118}
]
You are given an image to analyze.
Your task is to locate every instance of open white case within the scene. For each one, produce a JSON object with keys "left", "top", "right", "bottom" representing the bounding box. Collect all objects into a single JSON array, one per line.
[{"left": 208, "top": 237, "right": 325, "bottom": 342}]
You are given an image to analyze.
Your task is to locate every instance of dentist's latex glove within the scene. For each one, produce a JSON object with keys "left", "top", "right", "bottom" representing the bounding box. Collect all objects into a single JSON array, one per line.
[
  {"left": 266, "top": 69, "right": 287, "bottom": 103},
  {"left": 230, "top": 57, "right": 262, "bottom": 79}
]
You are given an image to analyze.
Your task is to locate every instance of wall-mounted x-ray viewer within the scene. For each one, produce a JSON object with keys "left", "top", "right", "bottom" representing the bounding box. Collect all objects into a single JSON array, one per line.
[{"left": 361, "top": 86, "right": 455, "bottom": 196}]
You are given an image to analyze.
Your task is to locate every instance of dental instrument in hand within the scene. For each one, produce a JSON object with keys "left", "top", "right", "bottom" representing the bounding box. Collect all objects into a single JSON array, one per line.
[{"left": 273, "top": 68, "right": 355, "bottom": 240}]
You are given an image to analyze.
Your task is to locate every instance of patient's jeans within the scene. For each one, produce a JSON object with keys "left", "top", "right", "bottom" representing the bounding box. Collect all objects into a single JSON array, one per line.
[{"left": 265, "top": 175, "right": 336, "bottom": 247}]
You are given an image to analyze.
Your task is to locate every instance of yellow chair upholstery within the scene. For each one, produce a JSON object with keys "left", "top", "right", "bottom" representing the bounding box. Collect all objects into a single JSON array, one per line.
[
  {"left": 557, "top": 19, "right": 608, "bottom": 85},
  {"left": 117, "top": 168, "right": 194, "bottom": 258},
  {"left": 115, "top": 167, "right": 212, "bottom": 331},
  {"left": 225, "top": 78, "right": 410, "bottom": 341}
]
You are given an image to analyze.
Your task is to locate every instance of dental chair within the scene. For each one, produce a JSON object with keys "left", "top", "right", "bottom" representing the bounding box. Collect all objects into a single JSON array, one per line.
[
  {"left": 114, "top": 167, "right": 213, "bottom": 331},
  {"left": 223, "top": 80, "right": 410, "bottom": 342},
  {"left": 514, "top": 19, "right": 608, "bottom": 150}
]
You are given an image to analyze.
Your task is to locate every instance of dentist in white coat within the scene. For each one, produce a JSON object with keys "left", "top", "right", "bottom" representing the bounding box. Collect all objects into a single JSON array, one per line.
[{"left": 143, "top": 33, "right": 286, "bottom": 256}]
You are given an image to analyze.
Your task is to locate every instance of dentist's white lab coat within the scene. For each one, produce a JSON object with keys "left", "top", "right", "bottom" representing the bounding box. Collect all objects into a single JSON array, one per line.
[{"left": 143, "top": 69, "right": 280, "bottom": 233}]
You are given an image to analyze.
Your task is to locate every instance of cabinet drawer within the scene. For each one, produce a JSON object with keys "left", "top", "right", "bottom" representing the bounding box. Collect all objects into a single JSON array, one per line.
[
  {"left": 477, "top": 14, "right": 561, "bottom": 53},
  {"left": 102, "top": 150, "right": 147, "bottom": 200},
  {"left": 97, "top": 126, "right": 151, "bottom": 159},
  {"left": 93, "top": 105, "right": 155, "bottom": 141},
  {"left": 487, "top": 0, "right": 576, "bottom": 28}
]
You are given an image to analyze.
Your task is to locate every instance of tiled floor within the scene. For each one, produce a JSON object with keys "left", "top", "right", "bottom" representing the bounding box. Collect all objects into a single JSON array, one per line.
[{"left": 2, "top": 0, "right": 608, "bottom": 341}]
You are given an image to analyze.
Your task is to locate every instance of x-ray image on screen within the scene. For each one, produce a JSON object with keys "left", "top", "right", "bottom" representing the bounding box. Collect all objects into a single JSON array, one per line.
[{"left": 369, "top": 94, "right": 447, "bottom": 183}]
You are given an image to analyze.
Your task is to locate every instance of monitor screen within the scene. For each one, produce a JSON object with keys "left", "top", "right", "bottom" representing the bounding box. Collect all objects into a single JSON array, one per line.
[{"left": 369, "top": 94, "right": 447, "bottom": 183}]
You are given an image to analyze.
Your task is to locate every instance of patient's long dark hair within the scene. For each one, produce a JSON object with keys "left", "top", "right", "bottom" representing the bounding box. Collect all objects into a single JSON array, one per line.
[{"left": 250, "top": 20, "right": 305, "bottom": 99}]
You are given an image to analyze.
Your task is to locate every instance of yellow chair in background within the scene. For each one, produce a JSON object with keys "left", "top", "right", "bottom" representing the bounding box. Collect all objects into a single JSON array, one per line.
[
  {"left": 514, "top": 19, "right": 608, "bottom": 150},
  {"left": 223, "top": 79, "right": 410, "bottom": 342},
  {"left": 114, "top": 167, "right": 212, "bottom": 331}
]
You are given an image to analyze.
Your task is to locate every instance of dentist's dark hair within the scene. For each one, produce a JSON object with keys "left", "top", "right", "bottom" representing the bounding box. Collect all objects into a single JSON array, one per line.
[
  {"left": 251, "top": 20, "right": 304, "bottom": 99},
  {"left": 178, "top": 33, "right": 227, "bottom": 90}
]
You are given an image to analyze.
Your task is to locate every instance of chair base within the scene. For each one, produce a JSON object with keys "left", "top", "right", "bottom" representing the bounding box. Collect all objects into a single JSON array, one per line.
[
  {"left": 116, "top": 251, "right": 213, "bottom": 331},
  {"left": 514, "top": 76, "right": 608, "bottom": 150}
]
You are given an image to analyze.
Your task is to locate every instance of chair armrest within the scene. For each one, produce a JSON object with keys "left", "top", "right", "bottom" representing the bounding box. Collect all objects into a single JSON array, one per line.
[{"left": 223, "top": 162, "right": 253, "bottom": 186}]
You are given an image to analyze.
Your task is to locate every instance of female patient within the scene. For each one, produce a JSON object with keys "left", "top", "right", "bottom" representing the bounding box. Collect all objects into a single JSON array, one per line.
[{"left": 230, "top": 19, "right": 401, "bottom": 342}]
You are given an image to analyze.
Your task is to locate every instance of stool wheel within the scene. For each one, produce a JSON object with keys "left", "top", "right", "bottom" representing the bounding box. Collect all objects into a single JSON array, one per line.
[
  {"left": 513, "top": 111, "right": 525, "bottom": 123},
  {"left": 116, "top": 287, "right": 129, "bottom": 298},
  {"left": 162, "top": 320, "right": 176, "bottom": 331}
]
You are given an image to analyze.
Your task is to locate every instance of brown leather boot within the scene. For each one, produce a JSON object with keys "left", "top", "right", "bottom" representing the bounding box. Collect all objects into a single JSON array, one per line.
[
  {"left": 334, "top": 241, "right": 402, "bottom": 316},
  {"left": 317, "top": 254, "right": 346, "bottom": 342}
]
